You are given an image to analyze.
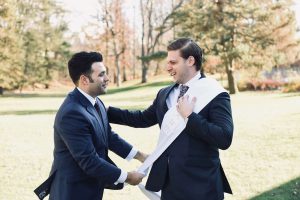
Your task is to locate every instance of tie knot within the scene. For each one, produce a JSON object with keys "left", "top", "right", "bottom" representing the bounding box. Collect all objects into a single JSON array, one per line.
[
  {"left": 94, "top": 102, "right": 100, "bottom": 113},
  {"left": 180, "top": 85, "right": 189, "bottom": 92},
  {"left": 177, "top": 85, "right": 189, "bottom": 101}
]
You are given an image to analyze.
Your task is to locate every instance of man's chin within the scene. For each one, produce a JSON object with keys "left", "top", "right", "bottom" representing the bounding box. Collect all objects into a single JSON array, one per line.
[
  {"left": 99, "top": 89, "right": 107, "bottom": 95},
  {"left": 170, "top": 76, "right": 176, "bottom": 82},
  {"left": 173, "top": 78, "right": 179, "bottom": 83}
]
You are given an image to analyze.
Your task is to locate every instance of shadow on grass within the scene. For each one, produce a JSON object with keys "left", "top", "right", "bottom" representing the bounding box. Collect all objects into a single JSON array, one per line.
[
  {"left": 0, "top": 109, "right": 57, "bottom": 115},
  {"left": 0, "top": 105, "right": 146, "bottom": 115},
  {"left": 280, "top": 92, "right": 300, "bottom": 98},
  {"left": 0, "top": 93, "right": 67, "bottom": 98},
  {"left": 0, "top": 81, "right": 172, "bottom": 98},
  {"left": 250, "top": 176, "right": 300, "bottom": 200},
  {"left": 107, "top": 81, "right": 172, "bottom": 95}
]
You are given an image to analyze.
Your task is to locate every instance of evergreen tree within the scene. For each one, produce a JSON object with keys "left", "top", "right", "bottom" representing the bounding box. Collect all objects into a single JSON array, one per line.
[
  {"left": 177, "top": 0, "right": 298, "bottom": 94},
  {"left": 0, "top": 0, "right": 70, "bottom": 92},
  {"left": 0, "top": 0, "right": 24, "bottom": 91}
]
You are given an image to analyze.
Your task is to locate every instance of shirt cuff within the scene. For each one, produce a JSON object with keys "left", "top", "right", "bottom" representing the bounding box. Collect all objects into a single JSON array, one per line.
[
  {"left": 125, "top": 148, "right": 138, "bottom": 161},
  {"left": 114, "top": 170, "right": 127, "bottom": 184}
]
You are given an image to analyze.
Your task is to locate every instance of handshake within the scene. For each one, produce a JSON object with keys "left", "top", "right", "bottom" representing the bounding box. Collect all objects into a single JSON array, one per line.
[{"left": 125, "top": 151, "right": 148, "bottom": 185}]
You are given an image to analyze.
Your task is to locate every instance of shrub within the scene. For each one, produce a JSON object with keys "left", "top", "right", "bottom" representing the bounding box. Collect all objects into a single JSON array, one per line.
[
  {"left": 238, "top": 79, "right": 284, "bottom": 91},
  {"left": 282, "top": 82, "right": 300, "bottom": 93}
]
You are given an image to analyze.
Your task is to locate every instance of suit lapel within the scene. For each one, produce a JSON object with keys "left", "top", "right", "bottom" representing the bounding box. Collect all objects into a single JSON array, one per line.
[
  {"left": 88, "top": 106, "right": 107, "bottom": 144},
  {"left": 74, "top": 88, "right": 107, "bottom": 144},
  {"left": 161, "top": 83, "right": 178, "bottom": 114},
  {"left": 160, "top": 74, "right": 205, "bottom": 114},
  {"left": 96, "top": 98, "right": 108, "bottom": 134},
  {"left": 158, "top": 76, "right": 203, "bottom": 122}
]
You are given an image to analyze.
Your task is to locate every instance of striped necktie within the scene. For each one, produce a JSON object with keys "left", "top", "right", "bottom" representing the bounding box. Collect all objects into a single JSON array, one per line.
[
  {"left": 94, "top": 101, "right": 101, "bottom": 115},
  {"left": 94, "top": 101, "right": 105, "bottom": 126},
  {"left": 177, "top": 85, "right": 189, "bottom": 101}
]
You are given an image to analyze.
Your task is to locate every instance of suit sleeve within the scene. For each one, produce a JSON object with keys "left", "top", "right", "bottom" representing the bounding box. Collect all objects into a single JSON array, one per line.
[
  {"left": 107, "top": 123, "right": 133, "bottom": 158},
  {"left": 185, "top": 92, "right": 234, "bottom": 150},
  {"left": 58, "top": 108, "right": 121, "bottom": 184},
  {"left": 107, "top": 90, "right": 161, "bottom": 128}
]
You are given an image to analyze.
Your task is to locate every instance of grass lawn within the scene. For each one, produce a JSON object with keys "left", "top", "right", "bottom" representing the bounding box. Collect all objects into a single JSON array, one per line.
[{"left": 0, "top": 80, "right": 299, "bottom": 200}]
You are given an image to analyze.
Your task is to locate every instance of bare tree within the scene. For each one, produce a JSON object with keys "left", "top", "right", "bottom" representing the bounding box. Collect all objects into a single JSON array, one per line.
[
  {"left": 139, "top": 0, "right": 185, "bottom": 83},
  {"left": 102, "top": 0, "right": 127, "bottom": 86}
]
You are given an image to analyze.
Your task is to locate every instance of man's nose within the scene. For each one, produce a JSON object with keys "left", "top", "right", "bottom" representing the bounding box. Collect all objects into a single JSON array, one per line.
[
  {"left": 166, "top": 63, "right": 172, "bottom": 71},
  {"left": 105, "top": 74, "right": 110, "bottom": 82}
]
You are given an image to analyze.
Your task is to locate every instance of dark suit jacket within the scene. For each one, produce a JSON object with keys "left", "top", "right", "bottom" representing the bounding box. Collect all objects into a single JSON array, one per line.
[
  {"left": 108, "top": 81, "right": 233, "bottom": 200},
  {"left": 34, "top": 88, "right": 133, "bottom": 200}
]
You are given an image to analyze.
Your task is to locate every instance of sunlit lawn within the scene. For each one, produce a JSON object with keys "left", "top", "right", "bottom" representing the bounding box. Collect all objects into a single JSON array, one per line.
[{"left": 0, "top": 80, "right": 299, "bottom": 200}]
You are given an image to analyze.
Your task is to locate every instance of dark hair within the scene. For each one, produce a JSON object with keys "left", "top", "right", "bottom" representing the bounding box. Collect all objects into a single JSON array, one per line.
[
  {"left": 167, "top": 38, "right": 203, "bottom": 71},
  {"left": 68, "top": 51, "right": 103, "bottom": 85}
]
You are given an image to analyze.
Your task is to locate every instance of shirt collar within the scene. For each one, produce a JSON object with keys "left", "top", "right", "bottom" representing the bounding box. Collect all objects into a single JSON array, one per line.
[
  {"left": 182, "top": 71, "right": 201, "bottom": 88},
  {"left": 77, "top": 87, "right": 96, "bottom": 106}
]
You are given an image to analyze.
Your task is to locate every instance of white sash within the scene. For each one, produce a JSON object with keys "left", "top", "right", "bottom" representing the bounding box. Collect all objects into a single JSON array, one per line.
[{"left": 137, "top": 77, "right": 227, "bottom": 199}]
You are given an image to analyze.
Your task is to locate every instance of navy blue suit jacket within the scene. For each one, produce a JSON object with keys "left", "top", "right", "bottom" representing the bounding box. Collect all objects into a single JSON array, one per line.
[
  {"left": 108, "top": 81, "right": 233, "bottom": 200},
  {"left": 34, "top": 88, "right": 133, "bottom": 200}
]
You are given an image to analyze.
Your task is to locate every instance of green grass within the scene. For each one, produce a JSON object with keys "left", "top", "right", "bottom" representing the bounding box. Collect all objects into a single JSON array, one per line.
[
  {"left": 106, "top": 80, "right": 173, "bottom": 95},
  {"left": 250, "top": 176, "right": 300, "bottom": 200},
  {"left": 0, "top": 81, "right": 299, "bottom": 200}
]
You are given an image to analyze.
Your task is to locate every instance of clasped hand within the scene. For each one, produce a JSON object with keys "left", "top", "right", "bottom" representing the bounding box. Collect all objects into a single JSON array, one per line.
[{"left": 125, "top": 151, "right": 148, "bottom": 185}]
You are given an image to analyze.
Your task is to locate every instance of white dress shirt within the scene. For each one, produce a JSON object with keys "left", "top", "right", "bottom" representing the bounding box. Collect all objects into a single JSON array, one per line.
[
  {"left": 77, "top": 87, "right": 137, "bottom": 184},
  {"left": 166, "top": 72, "right": 201, "bottom": 109}
]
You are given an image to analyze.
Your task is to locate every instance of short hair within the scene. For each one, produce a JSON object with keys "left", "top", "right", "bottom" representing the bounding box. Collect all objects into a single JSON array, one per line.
[
  {"left": 68, "top": 51, "right": 103, "bottom": 85},
  {"left": 167, "top": 38, "right": 203, "bottom": 71}
]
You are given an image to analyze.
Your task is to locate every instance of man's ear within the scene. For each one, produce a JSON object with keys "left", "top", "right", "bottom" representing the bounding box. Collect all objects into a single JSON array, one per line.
[
  {"left": 79, "top": 75, "right": 89, "bottom": 86},
  {"left": 188, "top": 56, "right": 195, "bottom": 67}
]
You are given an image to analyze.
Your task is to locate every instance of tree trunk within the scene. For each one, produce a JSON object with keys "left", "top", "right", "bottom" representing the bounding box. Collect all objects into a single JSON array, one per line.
[
  {"left": 19, "top": 84, "right": 23, "bottom": 94},
  {"left": 113, "top": 71, "right": 117, "bottom": 84},
  {"left": 226, "top": 68, "right": 236, "bottom": 94},
  {"left": 116, "top": 73, "right": 121, "bottom": 86},
  {"left": 141, "top": 61, "right": 148, "bottom": 83},
  {"left": 115, "top": 58, "right": 121, "bottom": 87},
  {"left": 132, "top": 62, "right": 136, "bottom": 79},
  {"left": 122, "top": 64, "right": 127, "bottom": 82},
  {"left": 132, "top": 43, "right": 136, "bottom": 79},
  {"left": 45, "top": 67, "right": 50, "bottom": 89},
  {"left": 155, "top": 62, "right": 160, "bottom": 76},
  {"left": 226, "top": 60, "right": 238, "bottom": 94}
]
